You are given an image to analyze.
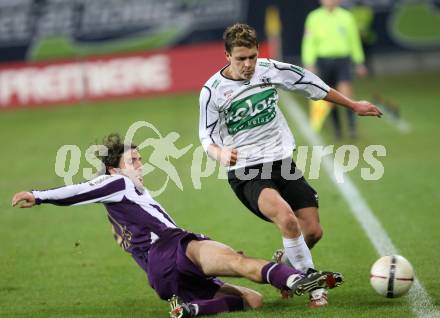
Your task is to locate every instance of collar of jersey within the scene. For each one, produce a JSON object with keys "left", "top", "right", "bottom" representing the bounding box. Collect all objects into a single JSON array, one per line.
[{"left": 219, "top": 64, "right": 250, "bottom": 82}]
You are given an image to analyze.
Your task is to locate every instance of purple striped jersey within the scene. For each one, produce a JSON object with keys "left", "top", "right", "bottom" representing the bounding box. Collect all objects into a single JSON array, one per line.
[{"left": 32, "top": 174, "right": 178, "bottom": 256}]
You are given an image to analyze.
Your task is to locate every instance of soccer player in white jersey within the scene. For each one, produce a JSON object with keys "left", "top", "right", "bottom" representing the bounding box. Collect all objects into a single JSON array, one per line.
[{"left": 198, "top": 23, "right": 382, "bottom": 307}]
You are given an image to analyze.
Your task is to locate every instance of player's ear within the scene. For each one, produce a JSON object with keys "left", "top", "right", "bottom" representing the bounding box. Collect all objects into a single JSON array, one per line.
[
  {"left": 108, "top": 167, "right": 118, "bottom": 175},
  {"left": 225, "top": 50, "right": 231, "bottom": 62}
]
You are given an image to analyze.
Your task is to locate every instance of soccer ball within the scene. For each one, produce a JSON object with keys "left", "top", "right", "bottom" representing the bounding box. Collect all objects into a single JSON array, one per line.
[{"left": 370, "top": 255, "right": 414, "bottom": 298}]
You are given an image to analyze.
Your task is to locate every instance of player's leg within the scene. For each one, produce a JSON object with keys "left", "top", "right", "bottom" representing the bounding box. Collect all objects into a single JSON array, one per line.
[
  {"left": 259, "top": 187, "right": 329, "bottom": 307},
  {"left": 336, "top": 80, "right": 357, "bottom": 138},
  {"left": 277, "top": 161, "right": 329, "bottom": 307},
  {"left": 330, "top": 107, "right": 342, "bottom": 139},
  {"left": 317, "top": 58, "right": 340, "bottom": 139},
  {"left": 214, "top": 283, "right": 263, "bottom": 310},
  {"left": 186, "top": 236, "right": 342, "bottom": 295},
  {"left": 336, "top": 81, "right": 353, "bottom": 104},
  {"left": 186, "top": 239, "right": 268, "bottom": 281},
  {"left": 227, "top": 163, "right": 339, "bottom": 307},
  {"left": 228, "top": 165, "right": 312, "bottom": 272},
  {"left": 277, "top": 164, "right": 322, "bottom": 250},
  {"left": 347, "top": 108, "right": 357, "bottom": 138},
  {"left": 336, "top": 56, "right": 357, "bottom": 138},
  {"left": 171, "top": 239, "right": 311, "bottom": 317},
  {"left": 185, "top": 239, "right": 332, "bottom": 293},
  {"left": 288, "top": 208, "right": 331, "bottom": 307},
  {"left": 294, "top": 207, "right": 323, "bottom": 249},
  {"left": 257, "top": 188, "right": 315, "bottom": 272},
  {"left": 170, "top": 284, "right": 262, "bottom": 318},
  {"left": 171, "top": 295, "right": 245, "bottom": 317},
  {"left": 182, "top": 240, "right": 342, "bottom": 316}
]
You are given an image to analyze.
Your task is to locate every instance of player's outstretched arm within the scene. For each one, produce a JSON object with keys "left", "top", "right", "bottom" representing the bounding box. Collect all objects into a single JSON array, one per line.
[
  {"left": 11, "top": 175, "right": 126, "bottom": 208},
  {"left": 324, "top": 88, "right": 383, "bottom": 117},
  {"left": 12, "top": 191, "right": 36, "bottom": 208}
]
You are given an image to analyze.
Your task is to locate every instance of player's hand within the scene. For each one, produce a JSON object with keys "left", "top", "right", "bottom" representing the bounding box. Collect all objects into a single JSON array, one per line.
[
  {"left": 352, "top": 101, "right": 383, "bottom": 117},
  {"left": 355, "top": 64, "right": 368, "bottom": 78},
  {"left": 220, "top": 148, "right": 238, "bottom": 166},
  {"left": 11, "top": 191, "right": 36, "bottom": 208}
]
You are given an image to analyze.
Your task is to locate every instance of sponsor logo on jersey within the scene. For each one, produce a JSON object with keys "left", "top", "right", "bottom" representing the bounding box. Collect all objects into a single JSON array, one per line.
[
  {"left": 224, "top": 89, "right": 233, "bottom": 97},
  {"left": 259, "top": 61, "right": 271, "bottom": 67},
  {"left": 224, "top": 88, "right": 277, "bottom": 135}
]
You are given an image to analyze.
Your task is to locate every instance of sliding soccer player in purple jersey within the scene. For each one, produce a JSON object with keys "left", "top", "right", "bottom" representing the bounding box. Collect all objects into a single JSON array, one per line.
[{"left": 12, "top": 134, "right": 343, "bottom": 318}]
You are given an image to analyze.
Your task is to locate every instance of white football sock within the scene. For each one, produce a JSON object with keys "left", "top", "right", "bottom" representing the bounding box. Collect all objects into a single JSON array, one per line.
[{"left": 282, "top": 235, "right": 314, "bottom": 272}]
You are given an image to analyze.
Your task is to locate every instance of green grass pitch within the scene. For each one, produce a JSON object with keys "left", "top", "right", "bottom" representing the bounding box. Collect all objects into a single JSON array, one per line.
[{"left": 0, "top": 71, "right": 439, "bottom": 317}]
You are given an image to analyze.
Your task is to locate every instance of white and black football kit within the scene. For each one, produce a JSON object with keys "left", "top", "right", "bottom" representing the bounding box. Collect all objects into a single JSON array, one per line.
[{"left": 199, "top": 59, "right": 330, "bottom": 220}]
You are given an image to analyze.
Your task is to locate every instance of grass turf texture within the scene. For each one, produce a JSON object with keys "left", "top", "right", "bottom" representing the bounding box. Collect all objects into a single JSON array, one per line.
[{"left": 0, "top": 72, "right": 439, "bottom": 317}]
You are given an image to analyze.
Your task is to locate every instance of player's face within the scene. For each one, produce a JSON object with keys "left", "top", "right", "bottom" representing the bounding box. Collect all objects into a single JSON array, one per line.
[
  {"left": 320, "top": 0, "right": 340, "bottom": 8},
  {"left": 119, "top": 149, "right": 143, "bottom": 183},
  {"left": 225, "top": 46, "right": 258, "bottom": 80}
]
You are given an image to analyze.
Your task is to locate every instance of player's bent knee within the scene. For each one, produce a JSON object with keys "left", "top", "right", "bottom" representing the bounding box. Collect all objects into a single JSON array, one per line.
[
  {"left": 275, "top": 212, "right": 300, "bottom": 235},
  {"left": 258, "top": 189, "right": 292, "bottom": 217},
  {"left": 305, "top": 227, "right": 323, "bottom": 248},
  {"left": 227, "top": 252, "right": 247, "bottom": 271}
]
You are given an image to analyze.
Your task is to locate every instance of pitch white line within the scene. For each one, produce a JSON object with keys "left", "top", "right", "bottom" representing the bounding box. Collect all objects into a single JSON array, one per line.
[{"left": 280, "top": 91, "right": 439, "bottom": 318}]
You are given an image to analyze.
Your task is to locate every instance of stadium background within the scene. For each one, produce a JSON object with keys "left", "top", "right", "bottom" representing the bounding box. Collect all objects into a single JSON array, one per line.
[{"left": 1, "top": 0, "right": 439, "bottom": 317}]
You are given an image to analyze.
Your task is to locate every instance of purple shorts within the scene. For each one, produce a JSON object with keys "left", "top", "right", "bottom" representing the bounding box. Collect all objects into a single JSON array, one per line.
[{"left": 132, "top": 229, "right": 224, "bottom": 302}]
